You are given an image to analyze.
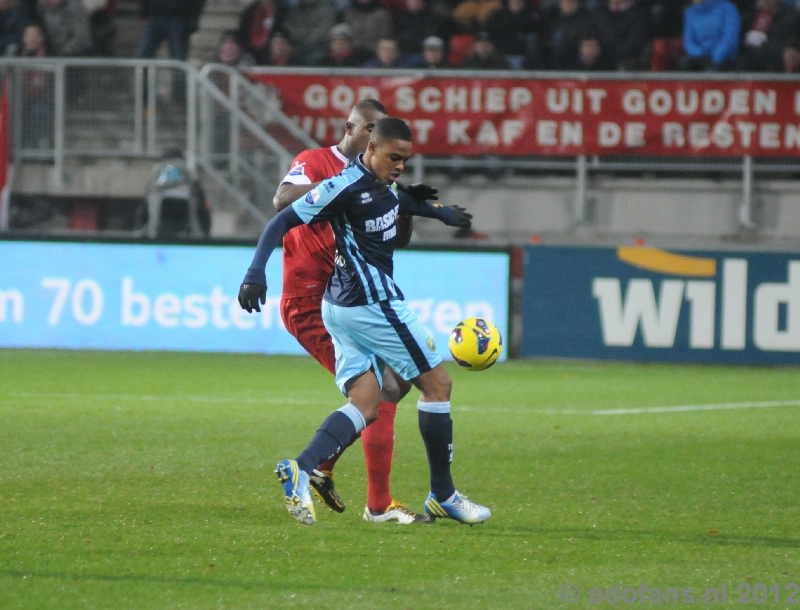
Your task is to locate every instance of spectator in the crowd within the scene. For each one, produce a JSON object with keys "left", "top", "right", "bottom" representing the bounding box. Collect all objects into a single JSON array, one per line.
[
  {"left": 207, "top": 30, "right": 252, "bottom": 153},
  {"left": 576, "top": 28, "right": 608, "bottom": 68},
  {"left": 0, "top": 0, "right": 27, "bottom": 55},
  {"left": 343, "top": 0, "right": 392, "bottom": 55},
  {"left": 679, "top": 0, "right": 739, "bottom": 71},
  {"left": 137, "top": 0, "right": 204, "bottom": 103},
  {"left": 282, "top": 0, "right": 334, "bottom": 65},
  {"left": 19, "top": 19, "right": 43, "bottom": 55},
  {"left": 460, "top": 30, "right": 511, "bottom": 68},
  {"left": 419, "top": 34, "right": 453, "bottom": 67},
  {"left": 592, "top": 0, "right": 649, "bottom": 70},
  {"left": 211, "top": 29, "right": 254, "bottom": 67},
  {"left": 136, "top": 0, "right": 204, "bottom": 62},
  {"left": 83, "top": 0, "right": 115, "bottom": 56},
  {"left": 782, "top": 36, "right": 800, "bottom": 72},
  {"left": 364, "top": 36, "right": 415, "bottom": 67},
  {"left": 393, "top": 0, "right": 444, "bottom": 60},
  {"left": 484, "top": 0, "right": 540, "bottom": 68},
  {"left": 38, "top": 0, "right": 91, "bottom": 55},
  {"left": 236, "top": 0, "right": 282, "bottom": 65},
  {"left": 320, "top": 23, "right": 371, "bottom": 66},
  {"left": 265, "top": 31, "right": 296, "bottom": 65},
  {"left": 19, "top": 23, "right": 51, "bottom": 147},
  {"left": 533, "top": 0, "right": 594, "bottom": 69},
  {"left": 737, "top": 0, "right": 796, "bottom": 71},
  {"left": 648, "top": 0, "right": 688, "bottom": 70},
  {"left": 451, "top": 0, "right": 501, "bottom": 32}
]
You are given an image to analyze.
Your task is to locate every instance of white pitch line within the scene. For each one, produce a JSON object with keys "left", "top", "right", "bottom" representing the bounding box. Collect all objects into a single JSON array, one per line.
[
  {"left": 6, "top": 393, "right": 800, "bottom": 415},
  {"left": 455, "top": 400, "right": 800, "bottom": 416},
  {"left": 590, "top": 400, "right": 800, "bottom": 415},
  {"left": 3, "top": 391, "right": 316, "bottom": 405}
]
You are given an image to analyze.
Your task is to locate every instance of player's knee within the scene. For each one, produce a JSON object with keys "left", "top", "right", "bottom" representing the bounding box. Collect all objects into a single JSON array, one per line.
[
  {"left": 417, "top": 365, "right": 451, "bottom": 402},
  {"left": 437, "top": 371, "right": 452, "bottom": 400},
  {"left": 345, "top": 370, "right": 382, "bottom": 424},
  {"left": 360, "top": 397, "right": 380, "bottom": 424}
]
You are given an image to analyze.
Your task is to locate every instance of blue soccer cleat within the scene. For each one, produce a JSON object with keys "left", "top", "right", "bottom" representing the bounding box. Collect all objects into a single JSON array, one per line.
[
  {"left": 274, "top": 459, "right": 316, "bottom": 525},
  {"left": 424, "top": 491, "right": 491, "bottom": 525}
]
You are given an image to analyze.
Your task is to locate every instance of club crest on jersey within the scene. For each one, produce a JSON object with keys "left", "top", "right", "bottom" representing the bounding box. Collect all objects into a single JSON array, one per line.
[
  {"left": 288, "top": 161, "right": 306, "bottom": 177},
  {"left": 304, "top": 188, "right": 321, "bottom": 205},
  {"left": 360, "top": 191, "right": 372, "bottom": 204}
]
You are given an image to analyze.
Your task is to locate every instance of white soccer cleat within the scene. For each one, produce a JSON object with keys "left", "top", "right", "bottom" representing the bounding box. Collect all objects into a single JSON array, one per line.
[
  {"left": 424, "top": 491, "right": 491, "bottom": 525},
  {"left": 363, "top": 501, "right": 433, "bottom": 524}
]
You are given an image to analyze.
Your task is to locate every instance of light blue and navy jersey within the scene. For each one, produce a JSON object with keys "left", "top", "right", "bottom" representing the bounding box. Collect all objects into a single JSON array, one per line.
[
  {"left": 291, "top": 156, "right": 418, "bottom": 307},
  {"left": 242, "top": 155, "right": 461, "bottom": 307}
]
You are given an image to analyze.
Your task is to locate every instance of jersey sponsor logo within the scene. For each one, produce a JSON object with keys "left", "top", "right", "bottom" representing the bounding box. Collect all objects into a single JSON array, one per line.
[
  {"left": 364, "top": 204, "right": 399, "bottom": 233},
  {"left": 304, "top": 189, "right": 321, "bottom": 205}
]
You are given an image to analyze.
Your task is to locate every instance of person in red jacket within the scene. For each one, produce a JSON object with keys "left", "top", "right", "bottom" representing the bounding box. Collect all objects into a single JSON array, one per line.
[{"left": 271, "top": 99, "right": 430, "bottom": 524}]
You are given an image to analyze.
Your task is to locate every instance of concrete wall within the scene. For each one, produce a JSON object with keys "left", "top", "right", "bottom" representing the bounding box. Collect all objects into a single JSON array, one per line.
[
  {"left": 410, "top": 173, "right": 800, "bottom": 250},
  {"left": 11, "top": 158, "right": 800, "bottom": 249}
]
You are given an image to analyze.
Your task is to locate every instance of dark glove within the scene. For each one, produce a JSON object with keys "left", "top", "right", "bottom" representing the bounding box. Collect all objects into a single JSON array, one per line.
[
  {"left": 396, "top": 182, "right": 438, "bottom": 203},
  {"left": 445, "top": 205, "right": 472, "bottom": 229},
  {"left": 238, "top": 283, "right": 266, "bottom": 313}
]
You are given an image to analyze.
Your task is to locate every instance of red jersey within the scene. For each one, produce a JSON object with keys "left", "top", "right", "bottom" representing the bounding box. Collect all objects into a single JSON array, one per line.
[{"left": 280, "top": 146, "right": 349, "bottom": 299}]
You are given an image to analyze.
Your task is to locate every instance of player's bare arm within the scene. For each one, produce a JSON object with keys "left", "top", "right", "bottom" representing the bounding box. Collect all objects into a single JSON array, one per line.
[{"left": 273, "top": 182, "right": 319, "bottom": 212}]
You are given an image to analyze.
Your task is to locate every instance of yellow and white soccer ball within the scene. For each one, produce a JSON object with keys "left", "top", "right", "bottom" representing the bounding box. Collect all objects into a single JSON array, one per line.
[{"left": 448, "top": 317, "right": 503, "bottom": 371}]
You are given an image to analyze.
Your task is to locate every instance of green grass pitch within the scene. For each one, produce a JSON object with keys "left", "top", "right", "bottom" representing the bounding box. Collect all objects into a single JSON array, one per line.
[{"left": 1, "top": 349, "right": 798, "bottom": 609}]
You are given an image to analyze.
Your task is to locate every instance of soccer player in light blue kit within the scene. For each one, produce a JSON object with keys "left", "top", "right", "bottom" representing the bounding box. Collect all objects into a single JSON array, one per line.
[{"left": 239, "top": 117, "right": 492, "bottom": 526}]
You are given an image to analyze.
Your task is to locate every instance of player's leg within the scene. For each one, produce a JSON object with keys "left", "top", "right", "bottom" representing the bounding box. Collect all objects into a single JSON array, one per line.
[
  {"left": 323, "top": 300, "right": 433, "bottom": 524},
  {"left": 275, "top": 304, "right": 383, "bottom": 525},
  {"left": 358, "top": 298, "right": 490, "bottom": 525},
  {"left": 280, "top": 296, "right": 352, "bottom": 512},
  {"left": 412, "top": 364, "right": 491, "bottom": 525},
  {"left": 275, "top": 367, "right": 380, "bottom": 525},
  {"left": 360, "top": 368, "right": 412, "bottom": 515}
]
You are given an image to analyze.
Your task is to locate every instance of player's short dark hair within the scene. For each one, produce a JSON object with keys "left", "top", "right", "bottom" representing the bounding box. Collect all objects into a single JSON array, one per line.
[
  {"left": 353, "top": 98, "right": 387, "bottom": 115},
  {"left": 371, "top": 117, "right": 412, "bottom": 144}
]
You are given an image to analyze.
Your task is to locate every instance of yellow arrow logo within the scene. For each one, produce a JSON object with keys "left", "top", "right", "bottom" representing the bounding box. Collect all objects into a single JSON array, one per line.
[{"left": 617, "top": 247, "right": 716, "bottom": 277}]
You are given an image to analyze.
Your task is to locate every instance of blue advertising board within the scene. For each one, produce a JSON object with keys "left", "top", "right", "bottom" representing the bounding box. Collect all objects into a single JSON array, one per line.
[
  {"left": 0, "top": 241, "right": 509, "bottom": 360},
  {"left": 522, "top": 245, "right": 800, "bottom": 364}
]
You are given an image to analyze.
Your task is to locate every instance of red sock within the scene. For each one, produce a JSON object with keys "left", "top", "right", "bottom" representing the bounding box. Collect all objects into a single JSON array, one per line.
[
  {"left": 362, "top": 401, "right": 396, "bottom": 513},
  {"left": 318, "top": 432, "right": 360, "bottom": 473}
]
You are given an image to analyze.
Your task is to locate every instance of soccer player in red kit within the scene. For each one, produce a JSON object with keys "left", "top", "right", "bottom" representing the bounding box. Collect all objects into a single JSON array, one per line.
[{"left": 272, "top": 99, "right": 429, "bottom": 524}]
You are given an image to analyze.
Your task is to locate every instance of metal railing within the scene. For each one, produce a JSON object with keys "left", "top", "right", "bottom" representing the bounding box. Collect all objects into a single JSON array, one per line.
[
  {"left": 1, "top": 57, "right": 316, "bottom": 227},
  {"left": 4, "top": 61, "right": 800, "bottom": 233}
]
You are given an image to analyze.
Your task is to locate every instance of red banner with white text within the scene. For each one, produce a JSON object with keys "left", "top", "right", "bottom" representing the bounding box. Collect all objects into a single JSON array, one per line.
[{"left": 248, "top": 72, "right": 800, "bottom": 157}]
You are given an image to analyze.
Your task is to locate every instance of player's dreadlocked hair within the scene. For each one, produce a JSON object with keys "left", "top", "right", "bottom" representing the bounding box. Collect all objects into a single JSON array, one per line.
[
  {"left": 353, "top": 98, "right": 387, "bottom": 115},
  {"left": 371, "top": 117, "right": 413, "bottom": 143}
]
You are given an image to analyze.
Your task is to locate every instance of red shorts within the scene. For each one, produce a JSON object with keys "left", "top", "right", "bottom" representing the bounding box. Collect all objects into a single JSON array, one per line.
[{"left": 280, "top": 295, "right": 336, "bottom": 375}]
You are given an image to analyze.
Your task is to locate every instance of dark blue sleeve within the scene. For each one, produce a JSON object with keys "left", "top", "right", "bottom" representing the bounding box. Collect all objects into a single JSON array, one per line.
[
  {"left": 397, "top": 192, "right": 459, "bottom": 224},
  {"left": 242, "top": 207, "right": 303, "bottom": 286}
]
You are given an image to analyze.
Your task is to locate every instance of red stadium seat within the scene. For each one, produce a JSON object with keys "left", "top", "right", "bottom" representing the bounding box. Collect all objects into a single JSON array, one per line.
[
  {"left": 651, "top": 37, "right": 683, "bottom": 72},
  {"left": 448, "top": 34, "right": 475, "bottom": 67}
]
